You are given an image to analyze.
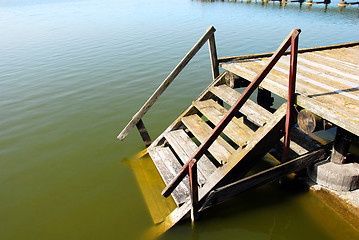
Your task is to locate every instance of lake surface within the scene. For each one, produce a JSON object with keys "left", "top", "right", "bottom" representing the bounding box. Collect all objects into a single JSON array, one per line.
[{"left": 1, "top": 0, "right": 359, "bottom": 239}]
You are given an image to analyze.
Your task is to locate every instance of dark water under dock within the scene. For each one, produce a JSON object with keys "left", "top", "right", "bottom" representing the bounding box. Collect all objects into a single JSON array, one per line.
[{"left": 0, "top": 0, "right": 359, "bottom": 239}]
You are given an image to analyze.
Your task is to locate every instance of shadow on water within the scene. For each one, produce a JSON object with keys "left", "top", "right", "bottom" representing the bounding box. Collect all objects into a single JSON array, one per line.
[
  {"left": 156, "top": 178, "right": 318, "bottom": 240},
  {"left": 153, "top": 169, "right": 359, "bottom": 240}
]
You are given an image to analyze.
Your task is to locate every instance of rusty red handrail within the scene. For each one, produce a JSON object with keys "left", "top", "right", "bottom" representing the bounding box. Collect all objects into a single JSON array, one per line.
[
  {"left": 162, "top": 29, "right": 301, "bottom": 217},
  {"left": 282, "top": 32, "right": 300, "bottom": 161}
]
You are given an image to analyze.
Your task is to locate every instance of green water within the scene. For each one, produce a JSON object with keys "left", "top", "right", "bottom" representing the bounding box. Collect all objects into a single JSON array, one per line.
[{"left": 1, "top": 0, "right": 359, "bottom": 239}]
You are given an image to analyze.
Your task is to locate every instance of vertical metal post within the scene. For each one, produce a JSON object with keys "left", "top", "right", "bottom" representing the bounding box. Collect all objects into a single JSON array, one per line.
[
  {"left": 283, "top": 30, "right": 300, "bottom": 162},
  {"left": 189, "top": 159, "right": 199, "bottom": 222},
  {"left": 208, "top": 34, "right": 220, "bottom": 81}
]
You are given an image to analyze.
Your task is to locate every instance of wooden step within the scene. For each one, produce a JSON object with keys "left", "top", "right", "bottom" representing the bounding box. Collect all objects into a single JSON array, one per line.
[
  {"left": 126, "top": 153, "right": 177, "bottom": 224},
  {"left": 147, "top": 146, "right": 190, "bottom": 206},
  {"left": 164, "top": 129, "right": 217, "bottom": 186},
  {"left": 209, "top": 84, "right": 272, "bottom": 126},
  {"left": 181, "top": 114, "right": 235, "bottom": 164},
  {"left": 193, "top": 99, "right": 253, "bottom": 148}
]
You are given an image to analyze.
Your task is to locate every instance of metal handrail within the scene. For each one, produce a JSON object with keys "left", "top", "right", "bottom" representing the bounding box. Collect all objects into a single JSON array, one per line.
[
  {"left": 161, "top": 29, "right": 301, "bottom": 220},
  {"left": 117, "top": 26, "right": 219, "bottom": 144}
]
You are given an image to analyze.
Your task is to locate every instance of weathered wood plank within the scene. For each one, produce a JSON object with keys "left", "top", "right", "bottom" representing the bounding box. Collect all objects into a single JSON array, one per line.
[
  {"left": 242, "top": 57, "right": 359, "bottom": 108},
  {"left": 208, "top": 34, "right": 219, "bottom": 81},
  {"left": 182, "top": 115, "right": 235, "bottom": 164},
  {"left": 210, "top": 85, "right": 272, "bottom": 126},
  {"left": 297, "top": 96, "right": 359, "bottom": 137},
  {"left": 147, "top": 147, "right": 190, "bottom": 206},
  {"left": 275, "top": 58, "right": 359, "bottom": 116},
  {"left": 222, "top": 48, "right": 359, "bottom": 102},
  {"left": 117, "top": 26, "right": 216, "bottom": 141},
  {"left": 221, "top": 46, "right": 359, "bottom": 107},
  {"left": 253, "top": 55, "right": 359, "bottom": 99},
  {"left": 222, "top": 58, "right": 359, "bottom": 136},
  {"left": 189, "top": 159, "right": 199, "bottom": 222},
  {"left": 193, "top": 99, "right": 253, "bottom": 147},
  {"left": 308, "top": 48, "right": 359, "bottom": 67},
  {"left": 165, "top": 130, "right": 206, "bottom": 186},
  {"left": 304, "top": 52, "right": 359, "bottom": 76},
  {"left": 164, "top": 129, "right": 217, "bottom": 185},
  {"left": 136, "top": 119, "right": 152, "bottom": 147},
  {"left": 277, "top": 57, "right": 359, "bottom": 99},
  {"left": 200, "top": 145, "right": 332, "bottom": 211},
  {"left": 221, "top": 61, "right": 290, "bottom": 101}
]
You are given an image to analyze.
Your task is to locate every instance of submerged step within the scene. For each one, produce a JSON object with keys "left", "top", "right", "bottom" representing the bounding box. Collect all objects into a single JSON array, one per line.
[
  {"left": 127, "top": 154, "right": 177, "bottom": 224},
  {"left": 164, "top": 129, "right": 217, "bottom": 185},
  {"left": 209, "top": 84, "right": 272, "bottom": 126},
  {"left": 147, "top": 146, "right": 190, "bottom": 206}
]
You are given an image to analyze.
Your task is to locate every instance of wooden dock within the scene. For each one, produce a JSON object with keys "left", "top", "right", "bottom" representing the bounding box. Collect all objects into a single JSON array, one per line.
[
  {"left": 117, "top": 27, "right": 358, "bottom": 237},
  {"left": 142, "top": 72, "right": 328, "bottom": 237},
  {"left": 220, "top": 42, "right": 359, "bottom": 137}
]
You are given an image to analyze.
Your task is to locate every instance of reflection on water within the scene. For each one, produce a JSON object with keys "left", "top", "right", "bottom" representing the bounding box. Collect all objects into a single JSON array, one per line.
[{"left": 0, "top": 0, "right": 359, "bottom": 239}]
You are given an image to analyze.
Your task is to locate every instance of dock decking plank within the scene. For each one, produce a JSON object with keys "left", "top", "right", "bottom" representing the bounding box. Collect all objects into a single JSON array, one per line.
[
  {"left": 263, "top": 58, "right": 359, "bottom": 105},
  {"left": 301, "top": 53, "right": 359, "bottom": 76},
  {"left": 299, "top": 52, "right": 359, "bottom": 77},
  {"left": 278, "top": 56, "right": 359, "bottom": 97},
  {"left": 308, "top": 49, "right": 359, "bottom": 67},
  {"left": 220, "top": 45, "right": 359, "bottom": 136}
]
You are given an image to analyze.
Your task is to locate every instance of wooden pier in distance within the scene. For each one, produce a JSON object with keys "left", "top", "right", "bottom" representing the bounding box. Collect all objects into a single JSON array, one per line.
[
  {"left": 201, "top": 0, "right": 359, "bottom": 7},
  {"left": 117, "top": 27, "right": 359, "bottom": 238}
]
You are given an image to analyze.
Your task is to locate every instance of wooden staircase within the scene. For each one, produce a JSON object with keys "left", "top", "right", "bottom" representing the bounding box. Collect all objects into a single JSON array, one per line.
[
  {"left": 148, "top": 73, "right": 283, "bottom": 207},
  {"left": 141, "top": 71, "right": 330, "bottom": 238},
  {"left": 118, "top": 28, "right": 332, "bottom": 237},
  {"left": 143, "top": 72, "right": 288, "bottom": 231}
]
